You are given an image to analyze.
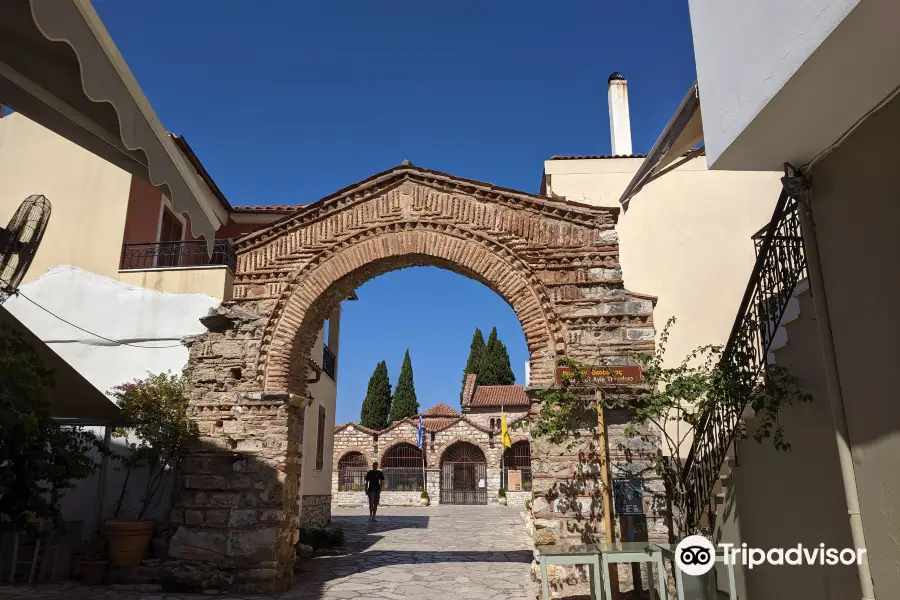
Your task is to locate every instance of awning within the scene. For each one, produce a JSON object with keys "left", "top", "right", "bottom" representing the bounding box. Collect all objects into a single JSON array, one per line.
[
  {"left": 618, "top": 82, "right": 705, "bottom": 211},
  {"left": 0, "top": 304, "right": 121, "bottom": 425},
  {"left": 0, "top": 0, "right": 227, "bottom": 251}
]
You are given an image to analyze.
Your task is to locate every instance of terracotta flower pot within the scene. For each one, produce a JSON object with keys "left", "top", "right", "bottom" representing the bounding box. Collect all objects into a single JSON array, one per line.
[
  {"left": 79, "top": 560, "right": 108, "bottom": 585},
  {"left": 104, "top": 521, "right": 155, "bottom": 567}
]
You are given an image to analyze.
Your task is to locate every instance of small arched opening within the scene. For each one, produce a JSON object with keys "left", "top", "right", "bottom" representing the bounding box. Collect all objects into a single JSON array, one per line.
[
  {"left": 502, "top": 440, "right": 532, "bottom": 491},
  {"left": 337, "top": 451, "right": 368, "bottom": 491},
  {"left": 440, "top": 441, "right": 487, "bottom": 505},
  {"left": 381, "top": 443, "right": 425, "bottom": 491}
]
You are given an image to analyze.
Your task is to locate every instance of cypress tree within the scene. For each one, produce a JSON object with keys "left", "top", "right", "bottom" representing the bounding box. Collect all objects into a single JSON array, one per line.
[
  {"left": 390, "top": 349, "right": 419, "bottom": 421},
  {"left": 360, "top": 361, "right": 392, "bottom": 429},
  {"left": 478, "top": 327, "right": 516, "bottom": 386},
  {"left": 460, "top": 327, "right": 486, "bottom": 405}
]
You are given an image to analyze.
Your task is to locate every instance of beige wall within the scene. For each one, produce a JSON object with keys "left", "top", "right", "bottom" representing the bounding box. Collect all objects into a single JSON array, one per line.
[
  {"left": 715, "top": 291, "right": 858, "bottom": 599},
  {"left": 0, "top": 113, "right": 234, "bottom": 299},
  {"left": 808, "top": 92, "right": 900, "bottom": 594},
  {"left": 545, "top": 157, "right": 780, "bottom": 367},
  {"left": 117, "top": 266, "right": 234, "bottom": 300},
  {"left": 545, "top": 157, "right": 780, "bottom": 454},
  {"left": 0, "top": 113, "right": 132, "bottom": 283},
  {"left": 299, "top": 307, "right": 341, "bottom": 499}
]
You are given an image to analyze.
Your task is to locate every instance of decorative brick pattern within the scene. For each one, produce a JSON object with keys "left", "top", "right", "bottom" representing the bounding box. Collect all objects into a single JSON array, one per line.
[{"left": 176, "top": 165, "right": 659, "bottom": 592}]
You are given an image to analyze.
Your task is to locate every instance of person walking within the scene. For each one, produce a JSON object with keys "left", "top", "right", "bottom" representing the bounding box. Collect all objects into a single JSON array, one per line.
[{"left": 365, "top": 461, "right": 385, "bottom": 522}]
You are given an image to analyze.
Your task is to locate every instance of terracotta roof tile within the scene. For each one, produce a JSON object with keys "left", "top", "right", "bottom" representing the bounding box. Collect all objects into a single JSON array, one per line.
[
  {"left": 469, "top": 385, "right": 529, "bottom": 407},
  {"left": 421, "top": 403, "right": 461, "bottom": 418},
  {"left": 422, "top": 417, "right": 459, "bottom": 432}
]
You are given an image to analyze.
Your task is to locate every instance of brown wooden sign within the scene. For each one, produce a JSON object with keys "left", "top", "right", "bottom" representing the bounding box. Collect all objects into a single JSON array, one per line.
[{"left": 555, "top": 365, "right": 643, "bottom": 386}]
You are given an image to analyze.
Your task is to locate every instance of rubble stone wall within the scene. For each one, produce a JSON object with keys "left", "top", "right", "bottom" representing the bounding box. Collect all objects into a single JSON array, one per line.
[{"left": 298, "top": 494, "right": 331, "bottom": 528}]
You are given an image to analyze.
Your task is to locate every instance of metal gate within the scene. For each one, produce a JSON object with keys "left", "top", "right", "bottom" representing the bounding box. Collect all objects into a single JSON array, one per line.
[{"left": 440, "top": 442, "right": 487, "bottom": 505}]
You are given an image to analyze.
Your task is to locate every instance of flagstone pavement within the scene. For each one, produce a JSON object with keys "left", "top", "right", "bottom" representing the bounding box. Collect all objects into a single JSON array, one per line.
[{"left": 0, "top": 505, "right": 538, "bottom": 600}]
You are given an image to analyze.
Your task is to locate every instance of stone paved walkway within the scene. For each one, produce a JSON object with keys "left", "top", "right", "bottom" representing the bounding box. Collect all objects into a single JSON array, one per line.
[{"left": 0, "top": 505, "right": 537, "bottom": 600}]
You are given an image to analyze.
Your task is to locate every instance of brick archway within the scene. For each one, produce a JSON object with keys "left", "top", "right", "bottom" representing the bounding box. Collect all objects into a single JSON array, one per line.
[
  {"left": 261, "top": 226, "right": 562, "bottom": 392},
  {"left": 172, "top": 164, "right": 656, "bottom": 592}
]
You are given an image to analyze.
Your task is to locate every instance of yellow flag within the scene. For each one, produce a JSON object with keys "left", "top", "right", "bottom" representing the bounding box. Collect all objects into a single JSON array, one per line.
[{"left": 500, "top": 411, "right": 512, "bottom": 448}]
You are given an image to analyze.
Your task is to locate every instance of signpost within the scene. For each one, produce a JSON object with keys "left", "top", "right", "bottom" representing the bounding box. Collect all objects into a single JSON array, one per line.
[
  {"left": 572, "top": 367, "right": 641, "bottom": 599},
  {"left": 507, "top": 469, "right": 523, "bottom": 492},
  {"left": 613, "top": 478, "right": 644, "bottom": 516},
  {"left": 556, "top": 365, "right": 642, "bottom": 386}
]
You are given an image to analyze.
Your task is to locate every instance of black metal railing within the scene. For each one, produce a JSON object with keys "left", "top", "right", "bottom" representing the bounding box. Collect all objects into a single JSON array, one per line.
[
  {"left": 383, "top": 468, "right": 425, "bottom": 491},
  {"left": 120, "top": 239, "right": 237, "bottom": 272},
  {"left": 322, "top": 344, "right": 336, "bottom": 380},
  {"left": 681, "top": 190, "right": 808, "bottom": 531},
  {"left": 338, "top": 468, "right": 367, "bottom": 492}
]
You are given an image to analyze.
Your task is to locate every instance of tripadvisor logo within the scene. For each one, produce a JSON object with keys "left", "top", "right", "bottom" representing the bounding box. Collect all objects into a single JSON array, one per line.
[
  {"left": 675, "top": 535, "right": 867, "bottom": 575},
  {"left": 675, "top": 535, "right": 716, "bottom": 576}
]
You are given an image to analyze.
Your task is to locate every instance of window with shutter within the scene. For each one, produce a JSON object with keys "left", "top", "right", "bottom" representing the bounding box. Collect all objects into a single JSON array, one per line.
[{"left": 315, "top": 406, "right": 326, "bottom": 471}]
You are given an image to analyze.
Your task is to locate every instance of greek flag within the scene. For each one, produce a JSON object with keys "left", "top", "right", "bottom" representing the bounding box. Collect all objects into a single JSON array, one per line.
[{"left": 416, "top": 415, "right": 424, "bottom": 449}]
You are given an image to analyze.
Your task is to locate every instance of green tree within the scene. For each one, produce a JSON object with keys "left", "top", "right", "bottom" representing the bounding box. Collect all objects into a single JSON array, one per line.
[
  {"left": 460, "top": 327, "right": 486, "bottom": 404},
  {"left": 360, "top": 361, "right": 392, "bottom": 429},
  {"left": 0, "top": 324, "right": 98, "bottom": 532},
  {"left": 390, "top": 349, "right": 419, "bottom": 421},
  {"left": 478, "top": 327, "right": 516, "bottom": 386}
]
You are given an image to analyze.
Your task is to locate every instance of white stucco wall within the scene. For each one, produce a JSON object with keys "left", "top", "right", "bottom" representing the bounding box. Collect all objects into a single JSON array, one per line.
[
  {"left": 687, "top": 0, "right": 900, "bottom": 171},
  {"left": 687, "top": 0, "right": 858, "bottom": 167},
  {"left": 3, "top": 265, "right": 221, "bottom": 538}
]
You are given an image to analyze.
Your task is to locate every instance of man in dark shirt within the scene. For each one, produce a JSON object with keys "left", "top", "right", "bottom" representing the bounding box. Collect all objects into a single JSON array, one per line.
[{"left": 365, "top": 461, "right": 385, "bottom": 522}]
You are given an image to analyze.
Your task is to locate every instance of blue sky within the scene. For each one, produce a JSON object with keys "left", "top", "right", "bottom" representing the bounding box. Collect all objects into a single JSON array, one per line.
[{"left": 94, "top": 0, "right": 697, "bottom": 424}]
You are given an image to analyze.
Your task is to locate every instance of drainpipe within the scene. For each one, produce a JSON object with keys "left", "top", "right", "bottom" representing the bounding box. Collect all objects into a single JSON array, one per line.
[{"left": 785, "top": 166, "right": 876, "bottom": 600}]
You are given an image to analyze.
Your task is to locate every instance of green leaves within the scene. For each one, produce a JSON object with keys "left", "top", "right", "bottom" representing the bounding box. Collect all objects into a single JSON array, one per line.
[
  {"left": 390, "top": 349, "right": 419, "bottom": 422},
  {"left": 460, "top": 328, "right": 485, "bottom": 405},
  {"left": 527, "top": 316, "right": 814, "bottom": 537},
  {"left": 459, "top": 326, "right": 515, "bottom": 405},
  {"left": 360, "top": 361, "right": 392, "bottom": 429},
  {"left": 108, "top": 372, "right": 198, "bottom": 520},
  {"left": 0, "top": 323, "right": 98, "bottom": 532}
]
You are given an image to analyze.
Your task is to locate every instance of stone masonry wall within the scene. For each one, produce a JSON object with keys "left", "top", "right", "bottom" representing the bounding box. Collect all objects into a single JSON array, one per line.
[
  {"left": 298, "top": 494, "right": 331, "bottom": 528},
  {"left": 178, "top": 165, "right": 658, "bottom": 593}
]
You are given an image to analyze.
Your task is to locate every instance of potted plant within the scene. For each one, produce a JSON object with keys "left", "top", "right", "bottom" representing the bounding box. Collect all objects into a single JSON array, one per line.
[
  {"left": 419, "top": 490, "right": 430, "bottom": 506},
  {"left": 78, "top": 532, "right": 109, "bottom": 585},
  {"left": 498, "top": 487, "right": 508, "bottom": 506},
  {"left": 105, "top": 373, "right": 198, "bottom": 567}
]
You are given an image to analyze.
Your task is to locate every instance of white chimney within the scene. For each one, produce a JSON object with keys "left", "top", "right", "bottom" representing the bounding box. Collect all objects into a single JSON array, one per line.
[{"left": 607, "top": 72, "right": 633, "bottom": 156}]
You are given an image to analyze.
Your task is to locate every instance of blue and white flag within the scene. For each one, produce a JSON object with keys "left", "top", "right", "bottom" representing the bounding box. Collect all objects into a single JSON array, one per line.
[{"left": 416, "top": 415, "right": 424, "bottom": 449}]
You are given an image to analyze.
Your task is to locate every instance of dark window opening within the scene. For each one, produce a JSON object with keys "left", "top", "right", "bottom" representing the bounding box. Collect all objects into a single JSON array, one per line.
[{"left": 315, "top": 406, "right": 326, "bottom": 471}]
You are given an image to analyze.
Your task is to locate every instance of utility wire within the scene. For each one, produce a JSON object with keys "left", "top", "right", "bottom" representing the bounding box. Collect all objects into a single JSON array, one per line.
[{"left": 12, "top": 290, "right": 185, "bottom": 349}]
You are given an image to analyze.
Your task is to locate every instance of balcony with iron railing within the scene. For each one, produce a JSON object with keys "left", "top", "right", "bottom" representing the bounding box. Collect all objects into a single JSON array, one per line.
[
  {"left": 120, "top": 239, "right": 237, "bottom": 272},
  {"left": 117, "top": 239, "right": 237, "bottom": 299},
  {"left": 681, "top": 189, "right": 808, "bottom": 532}
]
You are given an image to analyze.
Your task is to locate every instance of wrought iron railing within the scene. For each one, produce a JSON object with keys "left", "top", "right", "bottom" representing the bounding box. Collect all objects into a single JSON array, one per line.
[
  {"left": 681, "top": 190, "right": 808, "bottom": 531},
  {"left": 338, "top": 467, "right": 367, "bottom": 491},
  {"left": 383, "top": 468, "right": 424, "bottom": 491},
  {"left": 120, "top": 239, "right": 237, "bottom": 272},
  {"left": 322, "top": 344, "right": 336, "bottom": 380}
]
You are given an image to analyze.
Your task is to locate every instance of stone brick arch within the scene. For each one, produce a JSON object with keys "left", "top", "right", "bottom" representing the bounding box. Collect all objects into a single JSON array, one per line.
[
  {"left": 434, "top": 436, "right": 493, "bottom": 468},
  {"left": 175, "top": 164, "right": 658, "bottom": 592},
  {"left": 261, "top": 225, "right": 562, "bottom": 392},
  {"left": 335, "top": 447, "right": 372, "bottom": 467}
]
